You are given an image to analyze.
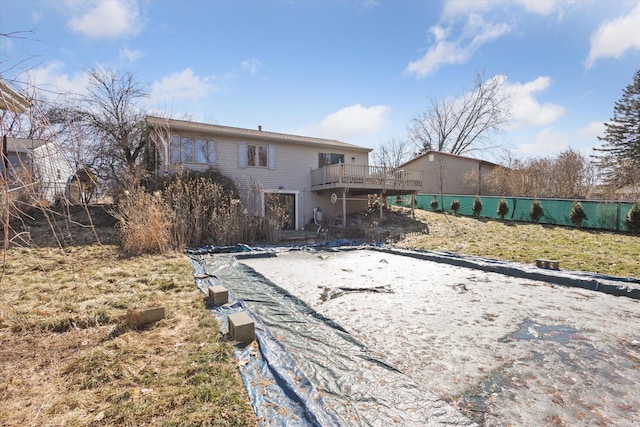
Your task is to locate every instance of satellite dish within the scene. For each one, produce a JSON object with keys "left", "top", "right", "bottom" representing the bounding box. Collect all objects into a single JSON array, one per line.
[{"left": 331, "top": 193, "right": 337, "bottom": 204}]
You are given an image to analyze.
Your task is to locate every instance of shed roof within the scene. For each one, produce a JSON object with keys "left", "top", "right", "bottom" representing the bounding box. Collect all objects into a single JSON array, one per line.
[
  {"left": 4, "top": 137, "right": 48, "bottom": 153},
  {"left": 399, "top": 150, "right": 500, "bottom": 169},
  {"left": 146, "top": 116, "right": 372, "bottom": 153}
]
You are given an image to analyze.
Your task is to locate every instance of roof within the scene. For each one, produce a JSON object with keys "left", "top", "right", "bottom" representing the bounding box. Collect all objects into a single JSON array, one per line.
[
  {"left": 146, "top": 115, "right": 372, "bottom": 153},
  {"left": 4, "top": 138, "right": 48, "bottom": 153},
  {"left": 0, "top": 79, "right": 30, "bottom": 113},
  {"left": 398, "top": 150, "right": 500, "bottom": 169}
]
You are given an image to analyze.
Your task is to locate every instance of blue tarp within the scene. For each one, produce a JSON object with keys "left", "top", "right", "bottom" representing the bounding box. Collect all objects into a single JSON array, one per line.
[
  {"left": 187, "top": 240, "right": 639, "bottom": 425},
  {"left": 189, "top": 249, "right": 475, "bottom": 426}
]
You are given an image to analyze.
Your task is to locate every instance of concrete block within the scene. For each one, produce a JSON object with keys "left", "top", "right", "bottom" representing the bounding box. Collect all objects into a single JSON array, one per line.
[
  {"left": 208, "top": 285, "right": 229, "bottom": 306},
  {"left": 228, "top": 311, "right": 255, "bottom": 343},
  {"left": 128, "top": 306, "right": 165, "bottom": 327},
  {"left": 535, "top": 259, "right": 560, "bottom": 270}
]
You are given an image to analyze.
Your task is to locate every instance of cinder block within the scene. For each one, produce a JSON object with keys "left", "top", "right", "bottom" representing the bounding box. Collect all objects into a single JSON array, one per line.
[
  {"left": 208, "top": 285, "right": 229, "bottom": 306},
  {"left": 128, "top": 306, "right": 165, "bottom": 327},
  {"left": 228, "top": 311, "right": 255, "bottom": 343},
  {"left": 535, "top": 259, "right": 560, "bottom": 270}
]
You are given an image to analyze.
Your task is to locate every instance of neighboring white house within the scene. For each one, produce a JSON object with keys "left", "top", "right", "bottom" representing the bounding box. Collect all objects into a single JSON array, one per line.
[
  {"left": 399, "top": 150, "right": 498, "bottom": 196},
  {"left": 146, "top": 116, "right": 422, "bottom": 229},
  {"left": 1, "top": 80, "right": 74, "bottom": 203},
  {"left": 4, "top": 138, "right": 74, "bottom": 202}
]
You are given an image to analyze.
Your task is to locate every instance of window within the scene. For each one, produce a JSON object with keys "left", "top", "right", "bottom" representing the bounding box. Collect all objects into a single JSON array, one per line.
[
  {"left": 238, "top": 143, "right": 276, "bottom": 169},
  {"left": 170, "top": 135, "right": 216, "bottom": 164},
  {"left": 195, "top": 139, "right": 208, "bottom": 163},
  {"left": 319, "top": 153, "right": 344, "bottom": 168},
  {"left": 170, "top": 135, "right": 180, "bottom": 164},
  {"left": 247, "top": 144, "right": 268, "bottom": 167},
  {"left": 181, "top": 137, "right": 194, "bottom": 162}
]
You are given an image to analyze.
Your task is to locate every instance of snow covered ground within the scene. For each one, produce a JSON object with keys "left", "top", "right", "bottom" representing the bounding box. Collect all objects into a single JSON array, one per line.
[{"left": 240, "top": 248, "right": 640, "bottom": 426}]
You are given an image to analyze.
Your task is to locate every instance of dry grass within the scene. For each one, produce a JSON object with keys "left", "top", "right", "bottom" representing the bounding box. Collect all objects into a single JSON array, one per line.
[
  {"left": 392, "top": 207, "right": 640, "bottom": 278},
  {"left": 0, "top": 243, "right": 257, "bottom": 427}
]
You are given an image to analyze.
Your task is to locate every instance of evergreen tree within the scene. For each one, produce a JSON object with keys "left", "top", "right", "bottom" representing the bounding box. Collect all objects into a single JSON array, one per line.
[{"left": 593, "top": 69, "right": 640, "bottom": 189}]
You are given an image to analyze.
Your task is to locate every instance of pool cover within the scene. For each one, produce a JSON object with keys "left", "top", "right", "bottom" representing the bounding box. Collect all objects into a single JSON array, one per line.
[
  {"left": 190, "top": 251, "right": 475, "bottom": 426},
  {"left": 189, "top": 243, "right": 640, "bottom": 425}
]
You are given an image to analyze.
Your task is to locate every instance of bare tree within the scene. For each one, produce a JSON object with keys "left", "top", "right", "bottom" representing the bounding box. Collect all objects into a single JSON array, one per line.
[
  {"left": 483, "top": 149, "right": 596, "bottom": 198},
  {"left": 372, "top": 137, "right": 412, "bottom": 168},
  {"left": 409, "top": 71, "right": 509, "bottom": 156},
  {"left": 50, "top": 68, "right": 148, "bottom": 195}
]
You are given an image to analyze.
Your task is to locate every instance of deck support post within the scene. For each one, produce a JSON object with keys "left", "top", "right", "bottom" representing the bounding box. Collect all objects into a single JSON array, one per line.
[
  {"left": 380, "top": 191, "right": 384, "bottom": 221},
  {"left": 342, "top": 190, "right": 347, "bottom": 228}
]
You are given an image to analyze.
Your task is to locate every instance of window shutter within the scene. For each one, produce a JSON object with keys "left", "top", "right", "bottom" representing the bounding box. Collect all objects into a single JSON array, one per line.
[
  {"left": 238, "top": 142, "right": 246, "bottom": 168},
  {"left": 268, "top": 144, "right": 276, "bottom": 170},
  {"left": 208, "top": 140, "right": 217, "bottom": 165}
]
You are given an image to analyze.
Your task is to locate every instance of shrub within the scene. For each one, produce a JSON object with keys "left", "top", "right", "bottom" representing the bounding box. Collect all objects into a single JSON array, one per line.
[
  {"left": 143, "top": 168, "right": 239, "bottom": 199},
  {"left": 113, "top": 186, "right": 170, "bottom": 256},
  {"left": 430, "top": 197, "right": 439, "bottom": 211},
  {"left": 530, "top": 200, "right": 544, "bottom": 223},
  {"left": 497, "top": 198, "right": 509, "bottom": 220},
  {"left": 569, "top": 201, "right": 588, "bottom": 228},
  {"left": 626, "top": 202, "right": 640, "bottom": 234},
  {"left": 472, "top": 196, "right": 483, "bottom": 219},
  {"left": 450, "top": 199, "right": 460, "bottom": 216}
]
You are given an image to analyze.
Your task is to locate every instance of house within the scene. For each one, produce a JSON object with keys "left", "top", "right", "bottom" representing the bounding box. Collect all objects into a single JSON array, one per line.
[
  {"left": 3, "top": 138, "right": 74, "bottom": 202},
  {"left": 146, "top": 116, "right": 422, "bottom": 229},
  {"left": 398, "top": 150, "right": 498, "bottom": 196}
]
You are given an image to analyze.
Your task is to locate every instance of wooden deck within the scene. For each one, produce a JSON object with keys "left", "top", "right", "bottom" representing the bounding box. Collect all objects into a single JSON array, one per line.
[{"left": 310, "top": 164, "right": 422, "bottom": 195}]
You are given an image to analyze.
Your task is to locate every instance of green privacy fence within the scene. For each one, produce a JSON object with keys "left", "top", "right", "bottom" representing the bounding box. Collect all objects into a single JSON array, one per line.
[{"left": 388, "top": 194, "right": 638, "bottom": 232}]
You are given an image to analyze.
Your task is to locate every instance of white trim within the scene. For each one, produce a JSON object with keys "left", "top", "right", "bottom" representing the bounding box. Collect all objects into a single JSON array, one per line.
[{"left": 262, "top": 189, "right": 299, "bottom": 230}]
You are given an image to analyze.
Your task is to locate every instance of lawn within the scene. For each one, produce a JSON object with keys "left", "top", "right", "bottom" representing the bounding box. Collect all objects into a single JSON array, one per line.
[
  {"left": 2, "top": 204, "right": 638, "bottom": 426},
  {"left": 0, "top": 241, "right": 257, "bottom": 427},
  {"left": 397, "top": 207, "right": 640, "bottom": 278}
]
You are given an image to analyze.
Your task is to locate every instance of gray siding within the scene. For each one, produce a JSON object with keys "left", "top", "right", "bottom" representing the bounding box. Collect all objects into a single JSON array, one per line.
[{"left": 153, "top": 126, "right": 370, "bottom": 229}]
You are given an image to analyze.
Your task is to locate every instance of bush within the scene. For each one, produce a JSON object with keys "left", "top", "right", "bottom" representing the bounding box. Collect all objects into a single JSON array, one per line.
[
  {"left": 114, "top": 171, "right": 286, "bottom": 254},
  {"left": 113, "top": 186, "right": 170, "bottom": 256},
  {"left": 530, "top": 200, "right": 544, "bottom": 223},
  {"left": 450, "top": 199, "right": 460, "bottom": 215},
  {"left": 430, "top": 197, "right": 439, "bottom": 211},
  {"left": 569, "top": 201, "right": 588, "bottom": 228},
  {"left": 497, "top": 198, "right": 509, "bottom": 220},
  {"left": 143, "top": 168, "right": 238, "bottom": 199},
  {"left": 626, "top": 202, "right": 640, "bottom": 234},
  {"left": 472, "top": 196, "right": 483, "bottom": 218}
]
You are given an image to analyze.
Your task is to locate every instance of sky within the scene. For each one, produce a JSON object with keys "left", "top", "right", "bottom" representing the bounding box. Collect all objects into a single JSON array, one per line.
[{"left": 1, "top": 0, "right": 640, "bottom": 163}]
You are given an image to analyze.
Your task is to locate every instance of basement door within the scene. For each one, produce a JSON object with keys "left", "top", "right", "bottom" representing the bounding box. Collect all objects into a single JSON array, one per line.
[{"left": 265, "top": 192, "right": 297, "bottom": 230}]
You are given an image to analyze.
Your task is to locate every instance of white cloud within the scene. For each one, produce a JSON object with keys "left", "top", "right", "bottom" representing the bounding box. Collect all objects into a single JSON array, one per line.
[
  {"left": 442, "top": 0, "right": 491, "bottom": 18},
  {"left": 585, "top": 2, "right": 640, "bottom": 69},
  {"left": 514, "top": 127, "right": 570, "bottom": 157},
  {"left": 241, "top": 58, "right": 262, "bottom": 74},
  {"left": 67, "top": 0, "right": 143, "bottom": 40},
  {"left": 515, "top": 0, "right": 564, "bottom": 16},
  {"left": 119, "top": 46, "right": 145, "bottom": 62},
  {"left": 26, "top": 61, "right": 90, "bottom": 96},
  {"left": 405, "top": 14, "right": 511, "bottom": 77},
  {"left": 301, "top": 104, "right": 391, "bottom": 141},
  {"left": 577, "top": 121, "right": 605, "bottom": 139},
  {"left": 444, "top": 0, "right": 565, "bottom": 17},
  {"left": 149, "top": 69, "right": 217, "bottom": 105},
  {"left": 504, "top": 76, "right": 565, "bottom": 130}
]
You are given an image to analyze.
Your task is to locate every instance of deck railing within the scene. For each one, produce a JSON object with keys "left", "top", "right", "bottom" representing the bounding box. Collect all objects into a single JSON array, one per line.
[{"left": 310, "top": 163, "right": 422, "bottom": 191}]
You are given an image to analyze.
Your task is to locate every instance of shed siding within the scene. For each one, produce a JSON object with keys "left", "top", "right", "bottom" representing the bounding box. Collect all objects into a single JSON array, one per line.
[{"left": 403, "top": 152, "right": 497, "bottom": 196}]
